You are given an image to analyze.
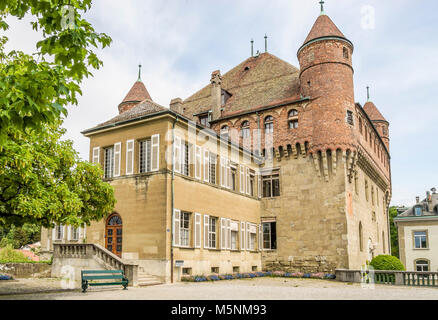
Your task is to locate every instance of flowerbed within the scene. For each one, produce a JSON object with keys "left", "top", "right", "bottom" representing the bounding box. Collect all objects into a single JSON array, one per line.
[{"left": 181, "top": 272, "right": 336, "bottom": 282}]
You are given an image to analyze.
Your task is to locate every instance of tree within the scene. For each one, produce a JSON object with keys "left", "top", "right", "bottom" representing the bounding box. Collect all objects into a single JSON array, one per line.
[
  {"left": 389, "top": 206, "right": 399, "bottom": 258},
  {"left": 0, "top": 122, "right": 116, "bottom": 228},
  {"left": 0, "top": 1, "right": 111, "bottom": 146}
]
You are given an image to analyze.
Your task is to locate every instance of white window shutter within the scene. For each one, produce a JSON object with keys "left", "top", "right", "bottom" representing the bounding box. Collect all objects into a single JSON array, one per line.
[
  {"left": 126, "top": 140, "right": 134, "bottom": 175},
  {"left": 151, "top": 134, "right": 160, "bottom": 171},
  {"left": 259, "top": 224, "right": 262, "bottom": 251},
  {"left": 204, "top": 214, "right": 210, "bottom": 249},
  {"left": 173, "top": 209, "right": 181, "bottom": 246},
  {"left": 83, "top": 225, "right": 87, "bottom": 240},
  {"left": 220, "top": 218, "right": 226, "bottom": 250},
  {"left": 62, "top": 225, "right": 66, "bottom": 240},
  {"left": 227, "top": 219, "right": 231, "bottom": 250},
  {"left": 241, "top": 222, "right": 245, "bottom": 251},
  {"left": 246, "top": 222, "right": 251, "bottom": 250},
  {"left": 203, "top": 149, "right": 210, "bottom": 183},
  {"left": 174, "top": 136, "right": 181, "bottom": 173},
  {"left": 67, "top": 226, "right": 71, "bottom": 241},
  {"left": 92, "top": 147, "right": 100, "bottom": 165},
  {"left": 194, "top": 213, "right": 201, "bottom": 248},
  {"left": 240, "top": 166, "right": 245, "bottom": 193},
  {"left": 246, "top": 167, "right": 250, "bottom": 195},
  {"left": 113, "top": 142, "right": 121, "bottom": 177},
  {"left": 226, "top": 160, "right": 231, "bottom": 189},
  {"left": 52, "top": 227, "right": 56, "bottom": 240},
  {"left": 258, "top": 173, "right": 262, "bottom": 198},
  {"left": 195, "top": 146, "right": 201, "bottom": 179},
  {"left": 220, "top": 157, "right": 224, "bottom": 187}
]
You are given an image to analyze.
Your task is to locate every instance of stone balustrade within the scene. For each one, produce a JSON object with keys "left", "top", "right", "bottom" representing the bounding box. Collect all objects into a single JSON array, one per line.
[{"left": 336, "top": 269, "right": 438, "bottom": 287}]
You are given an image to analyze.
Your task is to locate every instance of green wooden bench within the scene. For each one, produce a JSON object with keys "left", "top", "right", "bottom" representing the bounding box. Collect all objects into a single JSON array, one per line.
[{"left": 81, "top": 270, "right": 129, "bottom": 293}]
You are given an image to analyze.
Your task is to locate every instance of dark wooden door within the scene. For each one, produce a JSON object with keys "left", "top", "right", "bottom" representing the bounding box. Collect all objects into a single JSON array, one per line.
[{"left": 105, "top": 214, "right": 123, "bottom": 257}]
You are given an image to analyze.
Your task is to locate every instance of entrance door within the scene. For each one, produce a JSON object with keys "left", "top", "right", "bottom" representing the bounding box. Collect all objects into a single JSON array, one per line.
[{"left": 105, "top": 214, "right": 123, "bottom": 257}]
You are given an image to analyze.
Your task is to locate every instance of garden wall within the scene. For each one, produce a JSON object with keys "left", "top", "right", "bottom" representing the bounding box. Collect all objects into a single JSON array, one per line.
[{"left": 0, "top": 263, "right": 51, "bottom": 278}]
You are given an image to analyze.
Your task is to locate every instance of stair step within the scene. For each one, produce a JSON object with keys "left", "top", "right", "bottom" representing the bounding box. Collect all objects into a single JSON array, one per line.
[{"left": 137, "top": 281, "right": 162, "bottom": 287}]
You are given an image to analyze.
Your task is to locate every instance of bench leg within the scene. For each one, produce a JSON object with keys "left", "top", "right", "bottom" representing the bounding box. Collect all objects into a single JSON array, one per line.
[
  {"left": 82, "top": 280, "right": 88, "bottom": 293},
  {"left": 123, "top": 279, "right": 128, "bottom": 290}
]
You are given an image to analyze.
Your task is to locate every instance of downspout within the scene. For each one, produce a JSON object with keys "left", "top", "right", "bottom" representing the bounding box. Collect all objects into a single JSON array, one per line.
[
  {"left": 171, "top": 115, "right": 178, "bottom": 283},
  {"left": 256, "top": 112, "right": 261, "bottom": 157}
]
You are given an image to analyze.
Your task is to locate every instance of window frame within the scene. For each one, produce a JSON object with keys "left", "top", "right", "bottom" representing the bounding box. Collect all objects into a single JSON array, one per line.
[
  {"left": 262, "top": 171, "right": 280, "bottom": 198},
  {"left": 413, "top": 230, "right": 428, "bottom": 249},
  {"left": 262, "top": 222, "right": 277, "bottom": 250}
]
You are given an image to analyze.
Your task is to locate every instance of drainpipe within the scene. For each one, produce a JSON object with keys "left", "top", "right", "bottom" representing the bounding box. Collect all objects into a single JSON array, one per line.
[
  {"left": 171, "top": 115, "right": 178, "bottom": 283},
  {"left": 256, "top": 112, "right": 261, "bottom": 157}
]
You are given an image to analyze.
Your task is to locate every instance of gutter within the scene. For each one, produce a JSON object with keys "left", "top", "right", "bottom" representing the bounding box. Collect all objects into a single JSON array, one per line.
[{"left": 170, "top": 115, "right": 178, "bottom": 283}]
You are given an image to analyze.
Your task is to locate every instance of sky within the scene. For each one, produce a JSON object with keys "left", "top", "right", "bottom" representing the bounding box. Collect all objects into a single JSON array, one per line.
[{"left": 3, "top": 0, "right": 438, "bottom": 207}]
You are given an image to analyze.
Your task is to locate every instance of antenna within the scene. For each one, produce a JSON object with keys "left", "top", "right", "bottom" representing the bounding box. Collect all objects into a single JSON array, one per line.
[
  {"left": 264, "top": 34, "right": 268, "bottom": 53},
  {"left": 251, "top": 39, "right": 254, "bottom": 57},
  {"left": 138, "top": 63, "right": 142, "bottom": 81},
  {"left": 366, "top": 86, "right": 370, "bottom": 101}
]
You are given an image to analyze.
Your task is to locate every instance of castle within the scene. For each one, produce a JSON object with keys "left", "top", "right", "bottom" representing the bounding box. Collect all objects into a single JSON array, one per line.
[{"left": 41, "top": 4, "right": 392, "bottom": 283}]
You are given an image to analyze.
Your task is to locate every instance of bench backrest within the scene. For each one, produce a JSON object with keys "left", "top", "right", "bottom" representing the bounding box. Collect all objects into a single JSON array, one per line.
[{"left": 81, "top": 270, "right": 125, "bottom": 280}]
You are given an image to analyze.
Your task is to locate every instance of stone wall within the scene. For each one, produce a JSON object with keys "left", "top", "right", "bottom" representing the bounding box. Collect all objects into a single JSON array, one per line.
[{"left": 0, "top": 263, "right": 51, "bottom": 278}]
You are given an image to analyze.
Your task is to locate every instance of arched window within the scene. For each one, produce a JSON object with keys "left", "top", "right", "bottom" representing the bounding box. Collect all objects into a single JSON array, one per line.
[
  {"left": 359, "top": 222, "right": 363, "bottom": 252},
  {"left": 241, "top": 121, "right": 250, "bottom": 139},
  {"left": 288, "top": 109, "right": 299, "bottom": 129},
  {"left": 415, "top": 259, "right": 429, "bottom": 272},
  {"left": 108, "top": 214, "right": 122, "bottom": 226},
  {"left": 220, "top": 125, "right": 229, "bottom": 140},
  {"left": 264, "top": 116, "right": 274, "bottom": 134},
  {"left": 359, "top": 118, "right": 363, "bottom": 135}
]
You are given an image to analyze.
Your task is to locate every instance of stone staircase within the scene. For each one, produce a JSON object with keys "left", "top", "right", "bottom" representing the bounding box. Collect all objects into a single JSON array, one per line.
[{"left": 137, "top": 271, "right": 162, "bottom": 287}]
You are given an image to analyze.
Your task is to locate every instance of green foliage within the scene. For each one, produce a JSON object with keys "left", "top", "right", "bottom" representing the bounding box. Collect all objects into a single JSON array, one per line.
[
  {"left": 389, "top": 206, "right": 399, "bottom": 258},
  {"left": 369, "top": 255, "right": 405, "bottom": 271},
  {"left": 0, "top": 244, "right": 28, "bottom": 262},
  {"left": 0, "top": 0, "right": 112, "bottom": 145},
  {"left": 0, "top": 123, "right": 116, "bottom": 228},
  {"left": 0, "top": 224, "right": 41, "bottom": 249}
]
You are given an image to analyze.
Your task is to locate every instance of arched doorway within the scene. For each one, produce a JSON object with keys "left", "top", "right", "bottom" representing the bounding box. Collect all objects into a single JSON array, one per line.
[{"left": 105, "top": 213, "right": 123, "bottom": 257}]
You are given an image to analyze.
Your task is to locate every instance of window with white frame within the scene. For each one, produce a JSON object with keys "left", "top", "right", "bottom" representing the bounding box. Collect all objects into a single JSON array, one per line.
[
  {"left": 104, "top": 147, "right": 114, "bottom": 179},
  {"left": 71, "top": 226, "right": 79, "bottom": 241},
  {"left": 182, "top": 141, "right": 190, "bottom": 176},
  {"left": 264, "top": 116, "right": 274, "bottom": 134},
  {"left": 209, "top": 153, "right": 217, "bottom": 184},
  {"left": 209, "top": 217, "right": 217, "bottom": 249},
  {"left": 139, "top": 139, "right": 152, "bottom": 173},
  {"left": 230, "top": 221, "right": 239, "bottom": 250},
  {"left": 262, "top": 171, "right": 280, "bottom": 197},
  {"left": 54, "top": 224, "right": 64, "bottom": 241},
  {"left": 180, "top": 212, "right": 191, "bottom": 247},
  {"left": 414, "top": 231, "right": 428, "bottom": 249}
]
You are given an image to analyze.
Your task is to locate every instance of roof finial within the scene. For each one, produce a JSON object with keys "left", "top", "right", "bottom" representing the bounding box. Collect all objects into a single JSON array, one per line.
[
  {"left": 264, "top": 34, "right": 268, "bottom": 53},
  {"left": 137, "top": 64, "right": 142, "bottom": 81},
  {"left": 251, "top": 39, "right": 254, "bottom": 57},
  {"left": 319, "top": 0, "right": 325, "bottom": 15},
  {"left": 366, "top": 86, "right": 370, "bottom": 101}
]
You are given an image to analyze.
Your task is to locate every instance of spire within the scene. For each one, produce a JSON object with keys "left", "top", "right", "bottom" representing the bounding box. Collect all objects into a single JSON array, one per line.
[
  {"left": 301, "top": 12, "right": 347, "bottom": 46},
  {"left": 366, "top": 86, "right": 370, "bottom": 101},
  {"left": 264, "top": 34, "right": 268, "bottom": 53},
  {"left": 251, "top": 39, "right": 254, "bottom": 57},
  {"left": 137, "top": 64, "right": 142, "bottom": 82},
  {"left": 319, "top": 0, "right": 325, "bottom": 15}
]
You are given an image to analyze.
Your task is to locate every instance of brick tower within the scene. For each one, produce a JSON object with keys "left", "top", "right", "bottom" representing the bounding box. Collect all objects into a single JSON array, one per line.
[{"left": 297, "top": 10, "right": 356, "bottom": 153}]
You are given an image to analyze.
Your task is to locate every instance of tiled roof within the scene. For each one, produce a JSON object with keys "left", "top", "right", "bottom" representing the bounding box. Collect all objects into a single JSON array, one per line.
[
  {"left": 87, "top": 99, "right": 167, "bottom": 131},
  {"left": 303, "top": 14, "right": 346, "bottom": 45},
  {"left": 396, "top": 199, "right": 438, "bottom": 218},
  {"left": 120, "top": 80, "right": 152, "bottom": 105},
  {"left": 182, "top": 52, "right": 300, "bottom": 119},
  {"left": 364, "top": 101, "right": 387, "bottom": 122}
]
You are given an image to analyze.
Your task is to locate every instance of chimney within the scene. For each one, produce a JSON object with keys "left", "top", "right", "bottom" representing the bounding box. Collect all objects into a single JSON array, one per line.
[
  {"left": 416, "top": 196, "right": 420, "bottom": 204},
  {"left": 210, "top": 70, "right": 222, "bottom": 121},
  {"left": 170, "top": 98, "right": 183, "bottom": 115}
]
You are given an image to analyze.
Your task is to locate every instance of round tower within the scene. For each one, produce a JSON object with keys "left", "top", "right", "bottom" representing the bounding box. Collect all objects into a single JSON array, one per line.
[
  {"left": 297, "top": 6, "right": 356, "bottom": 151},
  {"left": 363, "top": 100, "right": 390, "bottom": 151}
]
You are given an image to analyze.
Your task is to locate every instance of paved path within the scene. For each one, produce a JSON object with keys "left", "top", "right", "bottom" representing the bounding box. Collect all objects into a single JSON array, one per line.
[{"left": 1, "top": 278, "right": 438, "bottom": 300}]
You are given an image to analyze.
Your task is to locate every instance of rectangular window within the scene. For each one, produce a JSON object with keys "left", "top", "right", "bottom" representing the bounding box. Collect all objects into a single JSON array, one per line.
[
  {"left": 182, "top": 142, "right": 189, "bottom": 176},
  {"left": 414, "top": 231, "right": 428, "bottom": 249},
  {"left": 263, "top": 222, "right": 277, "bottom": 250},
  {"left": 262, "top": 172, "right": 280, "bottom": 197},
  {"left": 55, "top": 224, "right": 64, "bottom": 241},
  {"left": 209, "top": 217, "right": 217, "bottom": 249},
  {"left": 347, "top": 110, "right": 354, "bottom": 125},
  {"left": 414, "top": 207, "right": 423, "bottom": 217},
  {"left": 209, "top": 153, "right": 216, "bottom": 184},
  {"left": 180, "top": 212, "right": 190, "bottom": 247},
  {"left": 71, "top": 226, "right": 79, "bottom": 241},
  {"left": 416, "top": 260, "right": 429, "bottom": 272},
  {"left": 104, "top": 147, "right": 114, "bottom": 179},
  {"left": 231, "top": 230, "right": 238, "bottom": 250},
  {"left": 199, "top": 114, "right": 210, "bottom": 127},
  {"left": 139, "top": 139, "right": 152, "bottom": 173},
  {"left": 249, "top": 170, "right": 255, "bottom": 196}
]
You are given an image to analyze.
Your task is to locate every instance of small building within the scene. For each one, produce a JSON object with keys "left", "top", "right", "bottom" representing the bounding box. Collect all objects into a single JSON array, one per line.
[{"left": 394, "top": 189, "right": 438, "bottom": 272}]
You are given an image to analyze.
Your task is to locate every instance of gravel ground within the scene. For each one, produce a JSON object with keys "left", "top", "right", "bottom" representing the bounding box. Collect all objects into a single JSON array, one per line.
[{"left": 1, "top": 277, "right": 438, "bottom": 300}]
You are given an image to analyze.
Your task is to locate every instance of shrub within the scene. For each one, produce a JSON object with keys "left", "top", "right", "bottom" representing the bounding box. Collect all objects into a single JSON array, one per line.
[
  {"left": 310, "top": 273, "right": 325, "bottom": 279},
  {"left": 272, "top": 271, "right": 285, "bottom": 277},
  {"left": 369, "top": 255, "right": 405, "bottom": 271},
  {"left": 207, "top": 275, "right": 220, "bottom": 281},
  {"left": 194, "top": 276, "right": 207, "bottom": 282},
  {"left": 0, "top": 245, "right": 30, "bottom": 263},
  {"left": 324, "top": 274, "right": 336, "bottom": 280},
  {"left": 181, "top": 275, "right": 194, "bottom": 282}
]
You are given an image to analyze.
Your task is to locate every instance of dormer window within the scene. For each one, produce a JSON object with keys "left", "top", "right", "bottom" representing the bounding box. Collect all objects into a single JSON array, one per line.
[
  {"left": 198, "top": 113, "right": 210, "bottom": 128},
  {"left": 414, "top": 206, "right": 423, "bottom": 217},
  {"left": 221, "top": 90, "right": 231, "bottom": 106}
]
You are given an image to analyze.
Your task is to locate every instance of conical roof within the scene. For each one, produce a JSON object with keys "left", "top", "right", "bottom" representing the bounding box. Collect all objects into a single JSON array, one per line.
[
  {"left": 364, "top": 101, "right": 387, "bottom": 122},
  {"left": 121, "top": 80, "right": 152, "bottom": 104},
  {"left": 303, "top": 14, "right": 347, "bottom": 45}
]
